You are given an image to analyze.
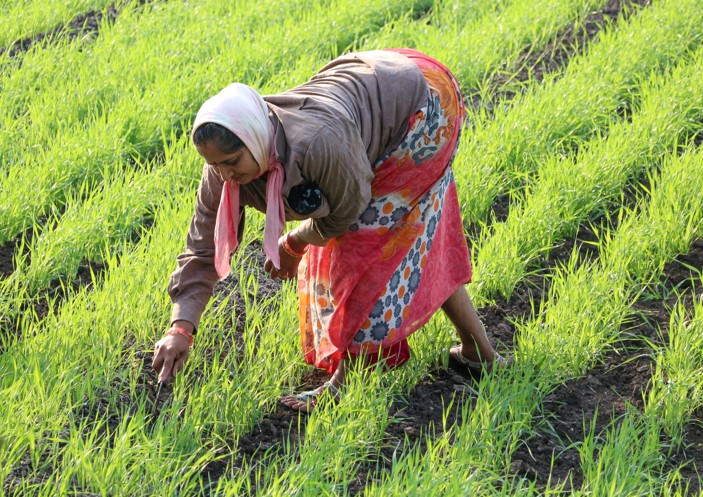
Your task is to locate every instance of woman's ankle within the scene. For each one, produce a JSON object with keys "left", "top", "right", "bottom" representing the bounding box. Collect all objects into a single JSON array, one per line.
[
  {"left": 460, "top": 344, "right": 495, "bottom": 362},
  {"left": 329, "top": 360, "right": 347, "bottom": 389}
]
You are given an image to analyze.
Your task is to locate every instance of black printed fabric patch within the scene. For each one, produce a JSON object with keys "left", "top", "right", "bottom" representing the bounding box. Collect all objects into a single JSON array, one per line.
[{"left": 288, "top": 182, "right": 323, "bottom": 215}]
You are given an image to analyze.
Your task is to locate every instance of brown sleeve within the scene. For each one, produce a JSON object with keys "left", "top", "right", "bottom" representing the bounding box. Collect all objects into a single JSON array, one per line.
[
  {"left": 168, "top": 164, "right": 245, "bottom": 330},
  {"left": 296, "top": 121, "right": 374, "bottom": 245}
]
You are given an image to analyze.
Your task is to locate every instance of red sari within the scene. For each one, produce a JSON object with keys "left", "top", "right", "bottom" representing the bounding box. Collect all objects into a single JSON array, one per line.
[{"left": 297, "top": 49, "right": 471, "bottom": 373}]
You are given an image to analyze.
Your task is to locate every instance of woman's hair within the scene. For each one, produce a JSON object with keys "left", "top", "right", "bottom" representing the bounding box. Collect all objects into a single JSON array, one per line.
[{"left": 192, "top": 122, "right": 244, "bottom": 153}]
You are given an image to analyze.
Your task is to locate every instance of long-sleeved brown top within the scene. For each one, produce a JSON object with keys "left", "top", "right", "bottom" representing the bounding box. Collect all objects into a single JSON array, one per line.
[{"left": 169, "top": 50, "right": 428, "bottom": 329}]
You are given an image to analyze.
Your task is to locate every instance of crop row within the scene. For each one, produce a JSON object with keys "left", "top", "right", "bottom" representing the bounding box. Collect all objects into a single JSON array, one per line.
[
  {"left": 473, "top": 39, "right": 703, "bottom": 300},
  {"left": 0, "top": 0, "right": 119, "bottom": 49},
  {"left": 454, "top": 0, "right": 703, "bottom": 227},
  {"left": 342, "top": 144, "right": 703, "bottom": 496}
]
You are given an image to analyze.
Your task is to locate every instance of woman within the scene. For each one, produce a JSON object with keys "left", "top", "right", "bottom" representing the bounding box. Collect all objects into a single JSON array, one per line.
[{"left": 152, "top": 48, "right": 505, "bottom": 412}]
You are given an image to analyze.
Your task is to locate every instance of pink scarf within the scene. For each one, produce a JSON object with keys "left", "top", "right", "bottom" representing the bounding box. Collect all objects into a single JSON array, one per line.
[{"left": 191, "top": 83, "right": 285, "bottom": 279}]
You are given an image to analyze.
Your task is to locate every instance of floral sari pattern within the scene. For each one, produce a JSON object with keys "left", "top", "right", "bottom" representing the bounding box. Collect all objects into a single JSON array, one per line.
[{"left": 297, "top": 49, "right": 472, "bottom": 373}]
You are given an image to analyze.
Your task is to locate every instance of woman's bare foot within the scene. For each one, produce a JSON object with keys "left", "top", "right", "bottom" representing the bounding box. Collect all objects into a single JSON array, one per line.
[
  {"left": 280, "top": 356, "right": 349, "bottom": 413},
  {"left": 442, "top": 286, "right": 497, "bottom": 363},
  {"left": 280, "top": 381, "right": 341, "bottom": 413},
  {"left": 448, "top": 344, "right": 508, "bottom": 376}
]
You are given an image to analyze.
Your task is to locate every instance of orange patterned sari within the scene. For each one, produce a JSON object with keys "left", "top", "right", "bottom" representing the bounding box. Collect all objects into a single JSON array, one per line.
[{"left": 297, "top": 49, "right": 471, "bottom": 373}]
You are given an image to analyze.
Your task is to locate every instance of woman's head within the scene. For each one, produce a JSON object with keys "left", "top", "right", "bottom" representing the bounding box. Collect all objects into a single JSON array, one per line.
[
  {"left": 192, "top": 122, "right": 244, "bottom": 154},
  {"left": 191, "top": 83, "right": 274, "bottom": 183},
  {"left": 193, "top": 123, "right": 261, "bottom": 184}
]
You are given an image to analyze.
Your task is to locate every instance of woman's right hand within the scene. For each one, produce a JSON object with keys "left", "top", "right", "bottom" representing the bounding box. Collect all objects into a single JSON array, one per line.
[
  {"left": 265, "top": 231, "right": 308, "bottom": 280},
  {"left": 152, "top": 325, "right": 192, "bottom": 383}
]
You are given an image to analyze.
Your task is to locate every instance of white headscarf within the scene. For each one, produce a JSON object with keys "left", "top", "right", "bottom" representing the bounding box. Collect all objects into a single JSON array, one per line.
[
  {"left": 192, "top": 83, "right": 285, "bottom": 277},
  {"left": 192, "top": 83, "right": 272, "bottom": 174}
]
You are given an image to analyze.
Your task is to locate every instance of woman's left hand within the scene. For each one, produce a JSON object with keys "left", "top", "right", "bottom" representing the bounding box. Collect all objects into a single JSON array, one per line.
[{"left": 264, "top": 232, "right": 306, "bottom": 280}]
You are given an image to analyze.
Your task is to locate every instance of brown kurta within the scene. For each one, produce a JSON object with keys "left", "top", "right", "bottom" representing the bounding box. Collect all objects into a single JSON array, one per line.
[{"left": 169, "top": 50, "right": 428, "bottom": 329}]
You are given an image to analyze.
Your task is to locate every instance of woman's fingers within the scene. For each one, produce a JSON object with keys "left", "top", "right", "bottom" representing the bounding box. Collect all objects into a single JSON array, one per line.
[
  {"left": 158, "top": 355, "right": 174, "bottom": 383},
  {"left": 153, "top": 335, "right": 190, "bottom": 382},
  {"left": 274, "top": 269, "right": 295, "bottom": 279},
  {"left": 265, "top": 256, "right": 301, "bottom": 280},
  {"left": 265, "top": 257, "right": 293, "bottom": 279},
  {"left": 172, "top": 349, "right": 190, "bottom": 376},
  {"left": 152, "top": 345, "right": 164, "bottom": 372}
]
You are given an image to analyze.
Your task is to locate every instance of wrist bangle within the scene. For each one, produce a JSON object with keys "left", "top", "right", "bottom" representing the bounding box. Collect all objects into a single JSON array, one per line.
[
  {"left": 166, "top": 326, "right": 194, "bottom": 348},
  {"left": 281, "top": 233, "right": 308, "bottom": 258}
]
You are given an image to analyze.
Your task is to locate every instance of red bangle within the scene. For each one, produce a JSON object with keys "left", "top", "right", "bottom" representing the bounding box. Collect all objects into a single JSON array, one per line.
[
  {"left": 281, "top": 234, "right": 307, "bottom": 258},
  {"left": 166, "top": 326, "right": 194, "bottom": 348}
]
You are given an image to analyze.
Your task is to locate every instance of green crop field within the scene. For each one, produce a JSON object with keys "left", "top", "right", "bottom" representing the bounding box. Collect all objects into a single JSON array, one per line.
[{"left": 1, "top": 0, "right": 702, "bottom": 495}]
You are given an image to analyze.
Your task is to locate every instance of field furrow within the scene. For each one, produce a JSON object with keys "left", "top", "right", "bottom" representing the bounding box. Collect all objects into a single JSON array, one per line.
[
  {"left": 453, "top": 0, "right": 703, "bottom": 225},
  {"left": 510, "top": 243, "right": 702, "bottom": 491},
  {"left": 362, "top": 0, "right": 610, "bottom": 96},
  {"left": 0, "top": 0, "right": 120, "bottom": 50},
  {"left": 472, "top": 44, "right": 703, "bottom": 300},
  {"left": 465, "top": 0, "right": 651, "bottom": 117},
  {"left": 574, "top": 294, "right": 703, "bottom": 496}
]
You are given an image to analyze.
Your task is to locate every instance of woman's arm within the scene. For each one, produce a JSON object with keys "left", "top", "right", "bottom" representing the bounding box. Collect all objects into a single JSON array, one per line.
[
  {"left": 168, "top": 163, "right": 236, "bottom": 329},
  {"left": 155, "top": 164, "right": 234, "bottom": 382}
]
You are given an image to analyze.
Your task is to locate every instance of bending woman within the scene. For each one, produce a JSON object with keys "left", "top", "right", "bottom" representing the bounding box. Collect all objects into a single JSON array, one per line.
[{"left": 152, "top": 48, "right": 505, "bottom": 412}]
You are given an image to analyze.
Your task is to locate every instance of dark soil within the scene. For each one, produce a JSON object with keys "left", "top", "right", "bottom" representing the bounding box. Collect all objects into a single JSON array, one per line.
[
  {"left": 0, "top": 229, "right": 103, "bottom": 343},
  {"left": 466, "top": 0, "right": 651, "bottom": 116},
  {"left": 509, "top": 239, "right": 703, "bottom": 494},
  {"left": 1, "top": 0, "right": 154, "bottom": 59},
  {"left": 0, "top": 243, "right": 14, "bottom": 278},
  {"left": 2, "top": 6, "right": 119, "bottom": 58}
]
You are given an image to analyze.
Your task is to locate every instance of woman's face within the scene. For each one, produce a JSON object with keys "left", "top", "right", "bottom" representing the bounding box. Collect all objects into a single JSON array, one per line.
[{"left": 196, "top": 140, "right": 261, "bottom": 185}]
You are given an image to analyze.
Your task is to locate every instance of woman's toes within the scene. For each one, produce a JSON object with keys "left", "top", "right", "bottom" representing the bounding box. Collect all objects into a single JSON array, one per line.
[{"left": 280, "top": 394, "right": 315, "bottom": 413}]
